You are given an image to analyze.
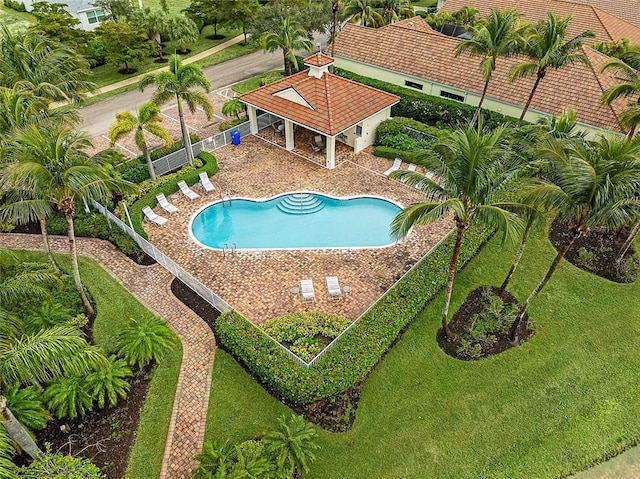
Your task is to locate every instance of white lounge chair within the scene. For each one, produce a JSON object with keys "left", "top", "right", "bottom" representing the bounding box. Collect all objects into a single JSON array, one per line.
[
  {"left": 407, "top": 163, "right": 417, "bottom": 172},
  {"left": 177, "top": 180, "right": 200, "bottom": 201},
  {"left": 156, "top": 193, "right": 178, "bottom": 214},
  {"left": 142, "top": 206, "right": 168, "bottom": 226},
  {"left": 383, "top": 158, "right": 402, "bottom": 176},
  {"left": 325, "top": 276, "right": 343, "bottom": 301},
  {"left": 300, "top": 279, "right": 316, "bottom": 304},
  {"left": 199, "top": 172, "right": 215, "bottom": 194}
]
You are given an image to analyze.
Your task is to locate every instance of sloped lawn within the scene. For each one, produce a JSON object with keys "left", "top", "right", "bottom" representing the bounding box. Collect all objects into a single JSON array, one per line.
[{"left": 205, "top": 230, "right": 640, "bottom": 478}]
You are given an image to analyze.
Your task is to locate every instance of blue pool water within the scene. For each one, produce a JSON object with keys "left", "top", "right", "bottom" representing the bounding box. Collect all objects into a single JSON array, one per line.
[{"left": 190, "top": 192, "right": 401, "bottom": 250}]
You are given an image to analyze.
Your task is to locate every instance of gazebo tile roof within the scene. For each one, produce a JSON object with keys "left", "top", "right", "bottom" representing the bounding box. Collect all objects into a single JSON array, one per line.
[{"left": 304, "top": 52, "right": 336, "bottom": 67}]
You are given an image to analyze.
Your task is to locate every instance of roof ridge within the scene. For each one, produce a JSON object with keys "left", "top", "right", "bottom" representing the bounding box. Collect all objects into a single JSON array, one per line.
[
  {"left": 582, "top": 45, "right": 625, "bottom": 129},
  {"left": 324, "top": 74, "right": 334, "bottom": 132}
]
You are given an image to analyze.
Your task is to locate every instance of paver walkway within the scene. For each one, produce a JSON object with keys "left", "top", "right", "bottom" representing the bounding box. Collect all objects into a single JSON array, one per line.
[{"left": 0, "top": 233, "right": 215, "bottom": 478}]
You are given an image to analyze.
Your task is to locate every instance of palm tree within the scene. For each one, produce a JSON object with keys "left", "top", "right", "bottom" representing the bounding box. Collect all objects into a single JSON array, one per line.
[
  {"left": 264, "top": 414, "right": 319, "bottom": 479},
  {"left": 0, "top": 124, "right": 135, "bottom": 317},
  {"left": 166, "top": 14, "right": 199, "bottom": 54},
  {"left": 115, "top": 316, "right": 175, "bottom": 369},
  {"left": 344, "top": 0, "right": 384, "bottom": 28},
  {"left": 510, "top": 135, "right": 640, "bottom": 339},
  {"left": 455, "top": 9, "right": 525, "bottom": 126},
  {"left": 600, "top": 53, "right": 640, "bottom": 140},
  {"left": 108, "top": 103, "right": 172, "bottom": 181},
  {"left": 0, "top": 25, "right": 94, "bottom": 103},
  {"left": 260, "top": 17, "right": 313, "bottom": 77},
  {"left": 221, "top": 98, "right": 245, "bottom": 120},
  {"left": 139, "top": 55, "right": 213, "bottom": 164},
  {"left": 509, "top": 13, "right": 596, "bottom": 127},
  {"left": 331, "top": 0, "right": 341, "bottom": 59},
  {"left": 377, "top": 0, "right": 414, "bottom": 25},
  {"left": 391, "top": 125, "right": 523, "bottom": 340}
]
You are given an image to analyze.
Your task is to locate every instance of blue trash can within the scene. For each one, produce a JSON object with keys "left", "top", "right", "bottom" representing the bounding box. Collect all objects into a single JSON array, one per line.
[{"left": 231, "top": 130, "right": 241, "bottom": 146}]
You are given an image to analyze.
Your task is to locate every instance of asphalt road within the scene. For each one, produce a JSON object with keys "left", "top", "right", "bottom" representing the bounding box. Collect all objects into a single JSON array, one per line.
[{"left": 80, "top": 49, "right": 283, "bottom": 136}]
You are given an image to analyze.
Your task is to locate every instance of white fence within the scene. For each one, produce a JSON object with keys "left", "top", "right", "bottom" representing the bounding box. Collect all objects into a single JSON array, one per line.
[{"left": 151, "top": 113, "right": 280, "bottom": 177}]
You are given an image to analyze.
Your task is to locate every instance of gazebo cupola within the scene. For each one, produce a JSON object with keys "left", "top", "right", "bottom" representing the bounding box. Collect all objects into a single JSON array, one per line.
[{"left": 304, "top": 52, "right": 335, "bottom": 79}]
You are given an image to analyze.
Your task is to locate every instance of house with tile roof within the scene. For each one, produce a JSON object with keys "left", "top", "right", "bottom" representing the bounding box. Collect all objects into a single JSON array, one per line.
[
  {"left": 240, "top": 53, "right": 399, "bottom": 169},
  {"left": 571, "top": 0, "right": 640, "bottom": 28},
  {"left": 21, "top": 0, "right": 106, "bottom": 31},
  {"left": 332, "top": 16, "right": 630, "bottom": 136}
]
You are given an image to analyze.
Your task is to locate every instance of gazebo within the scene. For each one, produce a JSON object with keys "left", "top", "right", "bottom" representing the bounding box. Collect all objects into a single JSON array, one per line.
[{"left": 240, "top": 53, "right": 400, "bottom": 169}]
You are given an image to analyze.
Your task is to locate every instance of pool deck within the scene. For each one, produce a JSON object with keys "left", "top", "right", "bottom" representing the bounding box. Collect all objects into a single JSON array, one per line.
[{"left": 146, "top": 135, "right": 452, "bottom": 324}]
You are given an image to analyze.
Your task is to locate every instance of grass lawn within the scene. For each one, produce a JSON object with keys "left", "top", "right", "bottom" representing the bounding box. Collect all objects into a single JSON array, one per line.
[
  {"left": 204, "top": 230, "right": 640, "bottom": 478},
  {"left": 411, "top": 0, "right": 437, "bottom": 7},
  {"left": 191, "top": 41, "right": 259, "bottom": 69},
  {"left": 0, "top": 4, "right": 34, "bottom": 31},
  {"left": 5, "top": 249, "right": 182, "bottom": 479},
  {"left": 231, "top": 70, "right": 283, "bottom": 94}
]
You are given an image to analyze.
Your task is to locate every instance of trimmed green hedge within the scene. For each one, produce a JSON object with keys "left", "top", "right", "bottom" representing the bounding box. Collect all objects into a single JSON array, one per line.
[
  {"left": 216, "top": 223, "right": 493, "bottom": 404},
  {"left": 335, "top": 68, "right": 518, "bottom": 130},
  {"left": 373, "top": 146, "right": 414, "bottom": 161},
  {"left": 120, "top": 152, "right": 218, "bottom": 239},
  {"left": 219, "top": 116, "right": 248, "bottom": 132}
]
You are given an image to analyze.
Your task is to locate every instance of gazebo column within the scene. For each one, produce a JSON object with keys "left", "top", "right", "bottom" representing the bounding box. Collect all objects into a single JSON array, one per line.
[
  {"left": 325, "top": 136, "right": 336, "bottom": 169},
  {"left": 284, "top": 120, "right": 295, "bottom": 150},
  {"left": 248, "top": 106, "right": 258, "bottom": 134}
]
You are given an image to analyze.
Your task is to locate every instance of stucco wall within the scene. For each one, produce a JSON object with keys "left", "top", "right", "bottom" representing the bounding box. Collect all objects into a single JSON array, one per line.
[{"left": 333, "top": 57, "right": 611, "bottom": 140}]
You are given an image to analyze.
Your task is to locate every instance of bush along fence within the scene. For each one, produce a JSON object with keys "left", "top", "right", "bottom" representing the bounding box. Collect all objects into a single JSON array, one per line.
[{"left": 216, "top": 223, "right": 494, "bottom": 404}]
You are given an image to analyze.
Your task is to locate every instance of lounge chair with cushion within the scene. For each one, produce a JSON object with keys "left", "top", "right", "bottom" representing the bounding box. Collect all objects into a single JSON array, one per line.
[
  {"left": 300, "top": 279, "right": 316, "bottom": 304},
  {"left": 325, "top": 276, "right": 343, "bottom": 301},
  {"left": 178, "top": 180, "right": 200, "bottom": 201},
  {"left": 383, "top": 158, "right": 402, "bottom": 176},
  {"left": 407, "top": 163, "right": 417, "bottom": 172},
  {"left": 156, "top": 193, "right": 178, "bottom": 214},
  {"left": 142, "top": 206, "right": 168, "bottom": 226},
  {"left": 199, "top": 172, "right": 215, "bottom": 194}
]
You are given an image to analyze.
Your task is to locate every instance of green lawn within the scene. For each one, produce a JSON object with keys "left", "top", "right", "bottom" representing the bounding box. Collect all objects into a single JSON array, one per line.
[
  {"left": 0, "top": 4, "right": 34, "bottom": 31},
  {"left": 5, "top": 249, "right": 182, "bottom": 479},
  {"left": 205, "top": 230, "right": 640, "bottom": 478},
  {"left": 411, "top": 0, "right": 437, "bottom": 7},
  {"left": 231, "top": 70, "right": 283, "bottom": 94}
]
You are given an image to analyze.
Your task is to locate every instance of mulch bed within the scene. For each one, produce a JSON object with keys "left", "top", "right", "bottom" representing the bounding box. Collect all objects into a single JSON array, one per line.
[
  {"left": 34, "top": 365, "right": 153, "bottom": 479},
  {"left": 439, "top": 286, "right": 534, "bottom": 360},
  {"left": 549, "top": 220, "right": 638, "bottom": 283},
  {"left": 170, "top": 278, "right": 220, "bottom": 332}
]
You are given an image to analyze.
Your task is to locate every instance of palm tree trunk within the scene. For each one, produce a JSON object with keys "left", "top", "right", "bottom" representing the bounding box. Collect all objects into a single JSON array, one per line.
[
  {"left": 618, "top": 220, "right": 640, "bottom": 259},
  {"left": 331, "top": 1, "right": 339, "bottom": 59},
  {"left": 442, "top": 224, "right": 467, "bottom": 341},
  {"left": 283, "top": 50, "right": 291, "bottom": 76},
  {"left": 471, "top": 78, "right": 490, "bottom": 127},
  {"left": 517, "top": 70, "right": 545, "bottom": 128},
  {"left": 500, "top": 218, "right": 533, "bottom": 292},
  {"left": 627, "top": 124, "right": 639, "bottom": 141},
  {"left": 39, "top": 217, "right": 61, "bottom": 275},
  {"left": 509, "top": 228, "right": 582, "bottom": 340},
  {"left": 1, "top": 396, "right": 44, "bottom": 460},
  {"left": 65, "top": 211, "right": 95, "bottom": 318},
  {"left": 242, "top": 26, "right": 247, "bottom": 45},
  {"left": 176, "top": 95, "right": 194, "bottom": 165},
  {"left": 143, "top": 142, "right": 156, "bottom": 181}
]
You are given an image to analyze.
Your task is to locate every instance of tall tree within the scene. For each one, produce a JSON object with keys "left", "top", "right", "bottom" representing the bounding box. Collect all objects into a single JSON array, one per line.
[
  {"left": 600, "top": 52, "right": 640, "bottom": 140},
  {"left": 509, "top": 13, "right": 596, "bottom": 127},
  {"left": 455, "top": 9, "right": 525, "bottom": 126},
  {"left": 166, "top": 14, "right": 200, "bottom": 54},
  {"left": 129, "top": 7, "right": 169, "bottom": 60},
  {"left": 0, "top": 25, "right": 94, "bottom": 103},
  {"left": 264, "top": 414, "right": 319, "bottom": 479},
  {"left": 29, "top": 2, "right": 91, "bottom": 47},
  {"left": 183, "top": 0, "right": 232, "bottom": 37},
  {"left": 377, "top": 0, "right": 414, "bottom": 25},
  {"left": 96, "top": 20, "right": 155, "bottom": 74},
  {"left": 510, "top": 135, "right": 640, "bottom": 339},
  {"left": 260, "top": 16, "right": 313, "bottom": 76},
  {"left": 344, "top": 0, "right": 384, "bottom": 28},
  {"left": 139, "top": 55, "right": 213, "bottom": 164},
  {"left": 108, "top": 103, "right": 172, "bottom": 181},
  {"left": 226, "top": 0, "right": 260, "bottom": 44},
  {"left": 391, "top": 125, "right": 523, "bottom": 340},
  {"left": 0, "top": 124, "right": 135, "bottom": 317}
]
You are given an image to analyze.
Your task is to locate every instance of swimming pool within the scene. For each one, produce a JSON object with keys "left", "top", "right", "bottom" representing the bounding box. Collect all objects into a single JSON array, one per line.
[{"left": 189, "top": 192, "right": 402, "bottom": 250}]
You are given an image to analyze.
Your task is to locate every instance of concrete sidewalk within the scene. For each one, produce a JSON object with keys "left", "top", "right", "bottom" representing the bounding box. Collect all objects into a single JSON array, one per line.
[{"left": 86, "top": 34, "right": 245, "bottom": 98}]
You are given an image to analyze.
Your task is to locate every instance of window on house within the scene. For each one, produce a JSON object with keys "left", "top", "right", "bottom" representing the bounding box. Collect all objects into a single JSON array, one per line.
[
  {"left": 86, "top": 8, "right": 105, "bottom": 24},
  {"left": 440, "top": 90, "right": 465, "bottom": 102},
  {"left": 355, "top": 125, "right": 363, "bottom": 136},
  {"left": 404, "top": 80, "right": 423, "bottom": 91}
]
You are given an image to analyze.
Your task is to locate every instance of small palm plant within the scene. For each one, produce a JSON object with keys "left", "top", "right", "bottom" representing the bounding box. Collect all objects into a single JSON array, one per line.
[
  {"left": 264, "top": 414, "right": 319, "bottom": 479},
  {"left": 194, "top": 439, "right": 234, "bottom": 479},
  {"left": 116, "top": 316, "right": 175, "bottom": 369},
  {"left": 108, "top": 102, "right": 172, "bottom": 181},
  {"left": 24, "top": 302, "right": 72, "bottom": 334},
  {"left": 44, "top": 376, "right": 93, "bottom": 419},
  {"left": 86, "top": 355, "right": 132, "bottom": 409},
  {"left": 221, "top": 98, "right": 246, "bottom": 120},
  {"left": 3, "top": 385, "right": 50, "bottom": 432},
  {"left": 600, "top": 51, "right": 640, "bottom": 140}
]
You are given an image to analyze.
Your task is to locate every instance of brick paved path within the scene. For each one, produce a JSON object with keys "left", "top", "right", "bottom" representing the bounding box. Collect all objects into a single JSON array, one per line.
[{"left": 0, "top": 233, "right": 215, "bottom": 478}]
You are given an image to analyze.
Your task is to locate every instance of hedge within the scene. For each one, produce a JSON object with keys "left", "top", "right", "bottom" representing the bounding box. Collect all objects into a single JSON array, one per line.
[
  {"left": 373, "top": 146, "right": 415, "bottom": 162},
  {"left": 120, "top": 151, "right": 218, "bottom": 239},
  {"left": 216, "top": 222, "right": 493, "bottom": 404},
  {"left": 334, "top": 68, "right": 519, "bottom": 130}
]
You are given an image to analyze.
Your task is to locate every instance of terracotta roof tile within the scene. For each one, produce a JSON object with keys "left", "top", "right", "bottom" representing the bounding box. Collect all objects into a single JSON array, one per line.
[
  {"left": 333, "top": 18, "right": 626, "bottom": 132},
  {"left": 304, "top": 52, "right": 335, "bottom": 67},
  {"left": 239, "top": 70, "right": 400, "bottom": 136},
  {"left": 563, "top": 0, "right": 640, "bottom": 28}
]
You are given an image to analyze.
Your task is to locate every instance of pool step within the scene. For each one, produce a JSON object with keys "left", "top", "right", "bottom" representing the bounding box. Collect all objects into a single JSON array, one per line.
[{"left": 277, "top": 193, "right": 325, "bottom": 215}]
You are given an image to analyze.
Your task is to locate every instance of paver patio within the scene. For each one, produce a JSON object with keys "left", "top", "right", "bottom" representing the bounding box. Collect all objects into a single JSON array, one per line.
[{"left": 146, "top": 135, "right": 453, "bottom": 324}]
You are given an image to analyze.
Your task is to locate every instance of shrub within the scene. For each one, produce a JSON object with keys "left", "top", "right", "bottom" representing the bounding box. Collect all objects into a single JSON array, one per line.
[
  {"left": 262, "top": 313, "right": 350, "bottom": 362},
  {"left": 116, "top": 316, "right": 176, "bottom": 369},
  {"left": 219, "top": 116, "right": 248, "bottom": 132},
  {"left": 4, "top": 0, "right": 26, "bottom": 12},
  {"left": 216, "top": 223, "right": 493, "bottom": 404},
  {"left": 576, "top": 247, "right": 596, "bottom": 270},
  {"left": 372, "top": 146, "right": 414, "bottom": 162},
  {"left": 335, "top": 68, "right": 518, "bottom": 130},
  {"left": 122, "top": 163, "right": 151, "bottom": 184},
  {"left": 86, "top": 355, "right": 132, "bottom": 409},
  {"left": 44, "top": 376, "right": 93, "bottom": 419},
  {"left": 18, "top": 452, "right": 103, "bottom": 479},
  {"left": 3, "top": 385, "right": 50, "bottom": 431}
]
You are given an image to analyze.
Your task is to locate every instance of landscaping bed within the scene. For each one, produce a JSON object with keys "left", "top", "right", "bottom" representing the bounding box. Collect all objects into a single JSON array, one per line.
[{"left": 170, "top": 278, "right": 220, "bottom": 332}]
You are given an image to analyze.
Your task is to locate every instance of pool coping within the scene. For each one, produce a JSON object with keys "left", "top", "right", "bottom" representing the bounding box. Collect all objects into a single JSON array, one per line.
[{"left": 187, "top": 190, "right": 407, "bottom": 252}]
